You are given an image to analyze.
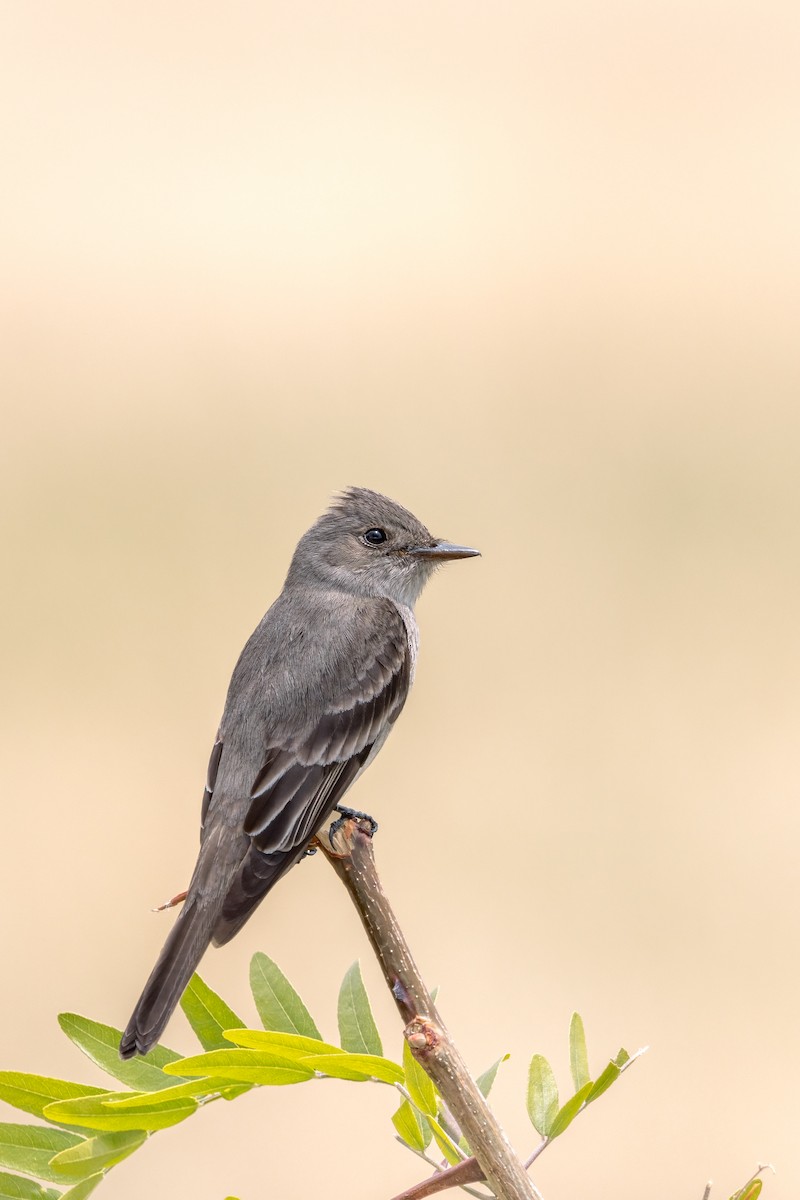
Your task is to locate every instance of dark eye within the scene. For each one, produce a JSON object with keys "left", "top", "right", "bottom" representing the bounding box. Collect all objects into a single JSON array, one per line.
[{"left": 363, "top": 528, "right": 387, "bottom": 545}]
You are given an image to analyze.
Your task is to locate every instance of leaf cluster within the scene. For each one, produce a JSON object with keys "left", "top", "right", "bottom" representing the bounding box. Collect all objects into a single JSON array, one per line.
[
  {"left": 0, "top": 959, "right": 755, "bottom": 1200},
  {"left": 0, "top": 956, "right": 399, "bottom": 1198},
  {"left": 526, "top": 1013, "right": 635, "bottom": 1146}
]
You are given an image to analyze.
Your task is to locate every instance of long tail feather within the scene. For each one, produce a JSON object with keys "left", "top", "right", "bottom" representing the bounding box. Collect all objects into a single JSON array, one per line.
[{"left": 119, "top": 899, "right": 217, "bottom": 1058}]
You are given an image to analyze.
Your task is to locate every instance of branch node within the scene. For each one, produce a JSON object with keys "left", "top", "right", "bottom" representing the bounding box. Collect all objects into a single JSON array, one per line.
[{"left": 405, "top": 1021, "right": 431, "bottom": 1051}]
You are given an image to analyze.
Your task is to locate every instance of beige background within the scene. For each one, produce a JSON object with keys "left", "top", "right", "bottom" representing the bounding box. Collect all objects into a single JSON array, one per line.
[{"left": 2, "top": 2, "right": 799, "bottom": 1198}]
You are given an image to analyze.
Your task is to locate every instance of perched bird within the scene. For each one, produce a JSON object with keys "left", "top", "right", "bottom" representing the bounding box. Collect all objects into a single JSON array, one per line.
[{"left": 120, "top": 487, "right": 478, "bottom": 1057}]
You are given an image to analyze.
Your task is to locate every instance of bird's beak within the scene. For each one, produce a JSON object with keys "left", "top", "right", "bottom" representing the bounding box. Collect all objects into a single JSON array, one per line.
[{"left": 407, "top": 540, "right": 481, "bottom": 561}]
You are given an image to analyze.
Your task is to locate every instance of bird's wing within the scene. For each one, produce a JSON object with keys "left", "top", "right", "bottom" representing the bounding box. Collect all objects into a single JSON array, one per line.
[{"left": 209, "top": 599, "right": 413, "bottom": 944}]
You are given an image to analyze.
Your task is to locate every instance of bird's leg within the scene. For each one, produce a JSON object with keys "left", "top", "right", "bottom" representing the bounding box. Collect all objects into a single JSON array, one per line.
[{"left": 328, "top": 805, "right": 379, "bottom": 842}]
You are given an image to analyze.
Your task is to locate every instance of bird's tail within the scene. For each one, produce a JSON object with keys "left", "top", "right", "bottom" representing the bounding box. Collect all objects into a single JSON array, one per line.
[{"left": 119, "top": 898, "right": 217, "bottom": 1059}]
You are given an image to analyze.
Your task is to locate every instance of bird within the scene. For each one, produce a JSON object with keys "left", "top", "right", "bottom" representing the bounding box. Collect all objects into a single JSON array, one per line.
[{"left": 119, "top": 487, "right": 479, "bottom": 1057}]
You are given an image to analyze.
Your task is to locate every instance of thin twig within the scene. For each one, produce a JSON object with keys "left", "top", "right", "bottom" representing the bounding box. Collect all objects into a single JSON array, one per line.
[
  {"left": 319, "top": 819, "right": 536, "bottom": 1200},
  {"left": 728, "top": 1164, "right": 776, "bottom": 1200}
]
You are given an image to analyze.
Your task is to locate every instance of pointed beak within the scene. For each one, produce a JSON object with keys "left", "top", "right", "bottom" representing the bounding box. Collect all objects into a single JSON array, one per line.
[{"left": 407, "top": 540, "right": 481, "bottom": 561}]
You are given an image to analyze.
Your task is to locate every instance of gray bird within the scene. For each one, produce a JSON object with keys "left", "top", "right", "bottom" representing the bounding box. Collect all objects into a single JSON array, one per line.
[{"left": 120, "top": 487, "right": 478, "bottom": 1057}]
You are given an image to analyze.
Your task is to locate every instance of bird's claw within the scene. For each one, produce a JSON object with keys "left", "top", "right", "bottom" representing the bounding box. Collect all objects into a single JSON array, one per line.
[{"left": 328, "top": 805, "right": 379, "bottom": 843}]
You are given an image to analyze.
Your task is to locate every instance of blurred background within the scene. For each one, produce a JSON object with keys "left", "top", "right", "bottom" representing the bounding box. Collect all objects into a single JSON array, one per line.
[{"left": 2, "top": 1, "right": 799, "bottom": 1197}]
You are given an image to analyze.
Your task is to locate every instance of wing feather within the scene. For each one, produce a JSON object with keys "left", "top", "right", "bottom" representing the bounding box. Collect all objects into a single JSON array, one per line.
[{"left": 210, "top": 600, "right": 413, "bottom": 945}]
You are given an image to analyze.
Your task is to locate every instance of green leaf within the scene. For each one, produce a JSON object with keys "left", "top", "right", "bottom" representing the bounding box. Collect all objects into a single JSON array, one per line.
[
  {"left": 569, "top": 1013, "right": 590, "bottom": 1091},
  {"left": 0, "top": 1174, "right": 62, "bottom": 1200},
  {"left": 218, "top": 1086, "right": 253, "bottom": 1101},
  {"left": 180, "top": 974, "right": 246, "bottom": 1052},
  {"left": 736, "top": 1182, "right": 763, "bottom": 1200},
  {"left": 585, "top": 1059, "right": 621, "bottom": 1104},
  {"left": 402, "top": 1041, "right": 437, "bottom": 1117},
  {"left": 0, "top": 1172, "right": 60, "bottom": 1200},
  {"left": 0, "top": 1076, "right": 106, "bottom": 1125},
  {"left": 58, "top": 1175, "right": 104, "bottom": 1200},
  {"left": 337, "top": 962, "right": 382, "bottom": 1056},
  {"left": 249, "top": 953, "right": 321, "bottom": 1038},
  {"left": 0, "top": 1124, "right": 82, "bottom": 1183},
  {"left": 526, "top": 1055, "right": 559, "bottom": 1137},
  {"left": 391, "top": 1101, "right": 426, "bottom": 1153},
  {"left": 301, "top": 1053, "right": 404, "bottom": 1085},
  {"left": 165, "top": 1050, "right": 315, "bottom": 1086},
  {"left": 102, "top": 1078, "right": 247, "bottom": 1108},
  {"left": 614, "top": 1047, "right": 630, "bottom": 1069},
  {"left": 475, "top": 1054, "right": 509, "bottom": 1099},
  {"left": 57, "top": 1014, "right": 186, "bottom": 1091},
  {"left": 0, "top": 1173, "right": 59, "bottom": 1200},
  {"left": 222, "top": 1030, "right": 344, "bottom": 1058},
  {"left": 43, "top": 1092, "right": 197, "bottom": 1133},
  {"left": 427, "top": 1115, "right": 462, "bottom": 1166},
  {"left": 548, "top": 1081, "right": 594, "bottom": 1139},
  {"left": 49, "top": 1130, "right": 147, "bottom": 1178}
]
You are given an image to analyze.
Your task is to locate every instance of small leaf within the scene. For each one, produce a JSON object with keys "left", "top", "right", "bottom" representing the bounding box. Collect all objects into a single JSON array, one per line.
[
  {"left": 526, "top": 1055, "right": 559, "bottom": 1137},
  {"left": 165, "top": 1050, "right": 315, "bottom": 1086},
  {"left": 475, "top": 1055, "right": 509, "bottom": 1099},
  {"left": 614, "top": 1047, "right": 630, "bottom": 1069},
  {"left": 49, "top": 1131, "right": 147, "bottom": 1179},
  {"left": 0, "top": 1124, "right": 82, "bottom": 1183},
  {"left": 180, "top": 974, "right": 247, "bottom": 1052},
  {"left": 58, "top": 1014, "right": 186, "bottom": 1091},
  {"left": 58, "top": 1176, "right": 104, "bottom": 1200},
  {"left": 43, "top": 1092, "right": 197, "bottom": 1133},
  {"left": 301, "top": 1053, "right": 404, "bottom": 1085},
  {"left": 569, "top": 1013, "right": 590, "bottom": 1091},
  {"left": 427, "top": 1115, "right": 462, "bottom": 1166},
  {"left": 0, "top": 1076, "right": 106, "bottom": 1125},
  {"left": 402, "top": 1041, "right": 437, "bottom": 1117},
  {"left": 222, "top": 1030, "right": 344, "bottom": 1058},
  {"left": 737, "top": 1182, "right": 763, "bottom": 1200},
  {"left": 547, "top": 1081, "right": 594, "bottom": 1139},
  {"left": 249, "top": 953, "right": 321, "bottom": 1038},
  {"left": 391, "top": 1101, "right": 426, "bottom": 1153},
  {"left": 585, "top": 1059, "right": 621, "bottom": 1104},
  {"left": 219, "top": 1085, "right": 252, "bottom": 1101},
  {"left": 0, "top": 1170, "right": 60, "bottom": 1200},
  {"left": 337, "top": 963, "right": 382, "bottom": 1056}
]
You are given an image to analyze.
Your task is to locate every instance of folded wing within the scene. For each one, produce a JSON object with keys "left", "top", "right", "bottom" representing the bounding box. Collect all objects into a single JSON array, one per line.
[{"left": 210, "top": 600, "right": 412, "bottom": 944}]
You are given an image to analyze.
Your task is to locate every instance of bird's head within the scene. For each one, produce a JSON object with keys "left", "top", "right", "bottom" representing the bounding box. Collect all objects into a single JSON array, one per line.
[{"left": 286, "top": 486, "right": 479, "bottom": 606}]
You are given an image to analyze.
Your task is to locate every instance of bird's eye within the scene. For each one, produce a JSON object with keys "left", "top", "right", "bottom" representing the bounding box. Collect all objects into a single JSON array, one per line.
[{"left": 363, "top": 528, "right": 387, "bottom": 545}]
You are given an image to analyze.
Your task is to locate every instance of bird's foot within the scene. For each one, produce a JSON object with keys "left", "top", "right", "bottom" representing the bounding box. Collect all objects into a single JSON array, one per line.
[{"left": 328, "top": 805, "right": 379, "bottom": 842}]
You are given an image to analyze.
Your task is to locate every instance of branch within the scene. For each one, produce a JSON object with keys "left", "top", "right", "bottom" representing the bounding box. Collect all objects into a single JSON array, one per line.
[
  {"left": 318, "top": 819, "right": 536, "bottom": 1200},
  {"left": 389, "top": 1156, "right": 485, "bottom": 1200}
]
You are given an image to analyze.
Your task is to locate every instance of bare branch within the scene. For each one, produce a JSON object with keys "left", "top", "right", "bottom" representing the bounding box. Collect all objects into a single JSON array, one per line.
[{"left": 388, "top": 1157, "right": 486, "bottom": 1200}]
